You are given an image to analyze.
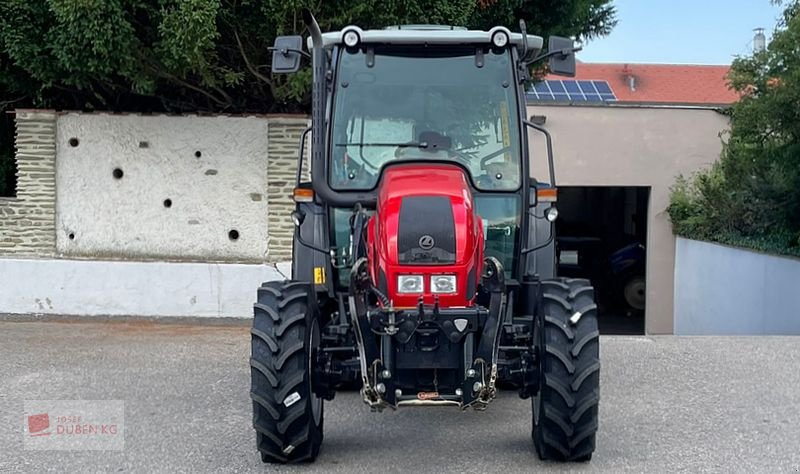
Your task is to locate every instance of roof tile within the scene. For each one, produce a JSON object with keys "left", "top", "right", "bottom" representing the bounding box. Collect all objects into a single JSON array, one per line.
[{"left": 545, "top": 63, "right": 739, "bottom": 105}]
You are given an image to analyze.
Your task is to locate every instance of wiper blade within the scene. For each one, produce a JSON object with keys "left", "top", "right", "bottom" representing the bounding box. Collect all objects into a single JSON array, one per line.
[{"left": 334, "top": 142, "right": 426, "bottom": 148}]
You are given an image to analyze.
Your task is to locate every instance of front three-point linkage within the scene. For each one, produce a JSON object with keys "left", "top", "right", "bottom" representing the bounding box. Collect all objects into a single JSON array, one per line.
[{"left": 462, "top": 257, "right": 506, "bottom": 410}]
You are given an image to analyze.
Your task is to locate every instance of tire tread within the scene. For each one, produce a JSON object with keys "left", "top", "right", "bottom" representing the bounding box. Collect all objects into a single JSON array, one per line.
[
  {"left": 250, "top": 280, "right": 323, "bottom": 464},
  {"left": 534, "top": 277, "right": 600, "bottom": 462}
]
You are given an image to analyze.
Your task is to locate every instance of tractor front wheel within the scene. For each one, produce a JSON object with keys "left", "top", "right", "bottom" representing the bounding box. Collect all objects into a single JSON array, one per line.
[
  {"left": 250, "top": 280, "right": 323, "bottom": 463},
  {"left": 532, "top": 278, "right": 600, "bottom": 462}
]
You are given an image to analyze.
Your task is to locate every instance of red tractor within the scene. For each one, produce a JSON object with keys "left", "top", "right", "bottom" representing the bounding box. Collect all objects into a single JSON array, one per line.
[{"left": 250, "top": 10, "right": 600, "bottom": 463}]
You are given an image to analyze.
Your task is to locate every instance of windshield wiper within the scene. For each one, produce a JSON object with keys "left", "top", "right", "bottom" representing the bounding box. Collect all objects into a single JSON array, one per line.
[{"left": 334, "top": 142, "right": 427, "bottom": 148}]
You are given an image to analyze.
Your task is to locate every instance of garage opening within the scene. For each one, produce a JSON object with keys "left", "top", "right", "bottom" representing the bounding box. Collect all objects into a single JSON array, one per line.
[{"left": 555, "top": 186, "right": 649, "bottom": 335}]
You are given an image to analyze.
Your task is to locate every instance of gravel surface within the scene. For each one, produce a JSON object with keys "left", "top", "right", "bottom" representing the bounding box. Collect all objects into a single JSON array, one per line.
[{"left": 1, "top": 320, "right": 800, "bottom": 473}]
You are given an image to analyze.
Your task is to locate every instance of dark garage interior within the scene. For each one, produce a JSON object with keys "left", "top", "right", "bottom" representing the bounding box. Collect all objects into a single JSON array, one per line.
[{"left": 555, "top": 186, "right": 649, "bottom": 335}]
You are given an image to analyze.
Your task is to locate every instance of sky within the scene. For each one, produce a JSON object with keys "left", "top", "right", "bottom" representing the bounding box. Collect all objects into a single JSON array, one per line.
[{"left": 580, "top": 0, "right": 785, "bottom": 65}]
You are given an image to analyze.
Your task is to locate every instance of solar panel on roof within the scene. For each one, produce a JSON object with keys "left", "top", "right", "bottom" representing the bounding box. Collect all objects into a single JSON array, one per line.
[
  {"left": 526, "top": 80, "right": 617, "bottom": 103},
  {"left": 549, "top": 81, "right": 566, "bottom": 93},
  {"left": 594, "top": 81, "right": 612, "bottom": 94}
]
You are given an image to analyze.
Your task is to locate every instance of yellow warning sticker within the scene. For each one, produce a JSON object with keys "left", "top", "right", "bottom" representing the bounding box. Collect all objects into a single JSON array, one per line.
[{"left": 314, "top": 267, "right": 325, "bottom": 285}]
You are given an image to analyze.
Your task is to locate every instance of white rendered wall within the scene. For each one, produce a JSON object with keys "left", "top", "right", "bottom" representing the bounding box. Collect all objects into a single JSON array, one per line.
[
  {"left": 55, "top": 113, "right": 270, "bottom": 262},
  {"left": 0, "top": 258, "right": 284, "bottom": 318},
  {"left": 674, "top": 238, "right": 800, "bottom": 335}
]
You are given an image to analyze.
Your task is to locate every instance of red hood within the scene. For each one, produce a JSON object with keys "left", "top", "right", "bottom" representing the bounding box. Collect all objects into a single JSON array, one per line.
[{"left": 367, "top": 163, "right": 483, "bottom": 308}]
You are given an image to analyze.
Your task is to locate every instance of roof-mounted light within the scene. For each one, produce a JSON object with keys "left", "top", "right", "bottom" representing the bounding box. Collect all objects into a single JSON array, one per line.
[
  {"left": 343, "top": 29, "right": 360, "bottom": 47},
  {"left": 491, "top": 30, "right": 509, "bottom": 48}
]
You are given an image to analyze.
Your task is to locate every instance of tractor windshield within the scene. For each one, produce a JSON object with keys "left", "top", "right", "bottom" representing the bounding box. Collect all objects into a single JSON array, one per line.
[{"left": 330, "top": 46, "right": 521, "bottom": 192}]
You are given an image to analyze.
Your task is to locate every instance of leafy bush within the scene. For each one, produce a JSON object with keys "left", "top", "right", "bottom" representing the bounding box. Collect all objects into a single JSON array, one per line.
[{"left": 668, "top": 1, "right": 800, "bottom": 257}]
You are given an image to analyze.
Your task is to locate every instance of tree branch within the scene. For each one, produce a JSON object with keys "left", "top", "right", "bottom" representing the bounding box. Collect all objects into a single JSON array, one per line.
[
  {"left": 234, "top": 29, "right": 274, "bottom": 93},
  {"left": 153, "top": 68, "right": 231, "bottom": 108}
]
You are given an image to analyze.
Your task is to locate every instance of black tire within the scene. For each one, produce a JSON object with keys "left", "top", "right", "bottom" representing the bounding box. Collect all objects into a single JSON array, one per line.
[
  {"left": 533, "top": 278, "right": 600, "bottom": 462},
  {"left": 250, "top": 281, "right": 323, "bottom": 463},
  {"left": 622, "top": 274, "right": 646, "bottom": 313}
]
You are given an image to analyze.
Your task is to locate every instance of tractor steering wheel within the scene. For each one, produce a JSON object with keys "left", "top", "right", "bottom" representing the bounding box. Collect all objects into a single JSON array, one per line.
[
  {"left": 479, "top": 146, "right": 513, "bottom": 169},
  {"left": 445, "top": 149, "right": 481, "bottom": 170},
  {"left": 448, "top": 146, "right": 514, "bottom": 171},
  {"left": 395, "top": 147, "right": 474, "bottom": 170}
]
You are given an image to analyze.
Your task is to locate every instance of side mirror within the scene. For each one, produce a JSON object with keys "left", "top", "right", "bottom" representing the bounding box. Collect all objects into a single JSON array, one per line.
[
  {"left": 271, "top": 36, "right": 304, "bottom": 74},
  {"left": 547, "top": 36, "right": 577, "bottom": 77}
]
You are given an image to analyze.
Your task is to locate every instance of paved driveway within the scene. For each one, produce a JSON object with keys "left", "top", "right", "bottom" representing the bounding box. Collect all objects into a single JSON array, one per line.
[{"left": 1, "top": 320, "right": 800, "bottom": 473}]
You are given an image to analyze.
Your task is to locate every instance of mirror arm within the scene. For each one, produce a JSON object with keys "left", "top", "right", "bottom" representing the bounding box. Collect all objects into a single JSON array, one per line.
[
  {"left": 519, "top": 19, "right": 529, "bottom": 60},
  {"left": 268, "top": 46, "right": 311, "bottom": 60}
]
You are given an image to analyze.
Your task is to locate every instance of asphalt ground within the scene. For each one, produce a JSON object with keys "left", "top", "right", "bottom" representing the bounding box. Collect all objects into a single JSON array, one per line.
[{"left": 1, "top": 320, "right": 800, "bottom": 473}]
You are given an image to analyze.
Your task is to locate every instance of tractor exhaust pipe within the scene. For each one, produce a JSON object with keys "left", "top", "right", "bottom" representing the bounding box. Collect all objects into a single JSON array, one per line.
[
  {"left": 302, "top": 9, "right": 376, "bottom": 207},
  {"left": 302, "top": 9, "right": 328, "bottom": 203}
]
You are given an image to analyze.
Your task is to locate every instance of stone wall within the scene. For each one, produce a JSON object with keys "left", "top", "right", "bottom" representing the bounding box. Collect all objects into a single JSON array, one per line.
[
  {"left": 265, "top": 117, "right": 310, "bottom": 262},
  {"left": 0, "top": 110, "right": 57, "bottom": 256}
]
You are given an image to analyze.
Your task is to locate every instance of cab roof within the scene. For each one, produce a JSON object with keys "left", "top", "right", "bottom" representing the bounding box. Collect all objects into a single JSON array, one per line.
[{"left": 309, "top": 25, "right": 543, "bottom": 52}]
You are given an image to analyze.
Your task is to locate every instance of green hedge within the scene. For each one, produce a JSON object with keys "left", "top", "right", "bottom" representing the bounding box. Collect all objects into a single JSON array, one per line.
[{"left": 669, "top": 167, "right": 800, "bottom": 259}]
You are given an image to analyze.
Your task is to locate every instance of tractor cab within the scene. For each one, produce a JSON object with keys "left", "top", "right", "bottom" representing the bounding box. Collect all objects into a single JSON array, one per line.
[
  {"left": 249, "top": 10, "right": 600, "bottom": 465},
  {"left": 327, "top": 35, "right": 525, "bottom": 276}
]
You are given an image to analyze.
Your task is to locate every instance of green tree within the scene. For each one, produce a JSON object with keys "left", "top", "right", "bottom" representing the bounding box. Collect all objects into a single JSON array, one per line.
[
  {"left": 0, "top": 0, "right": 615, "bottom": 195},
  {"left": 668, "top": 0, "right": 800, "bottom": 255},
  {"left": 0, "top": 0, "right": 615, "bottom": 114}
]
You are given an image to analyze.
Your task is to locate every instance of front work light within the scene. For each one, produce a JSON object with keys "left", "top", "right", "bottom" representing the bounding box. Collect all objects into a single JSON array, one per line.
[
  {"left": 431, "top": 275, "right": 457, "bottom": 294},
  {"left": 491, "top": 31, "right": 509, "bottom": 48},
  {"left": 343, "top": 29, "right": 360, "bottom": 47},
  {"left": 290, "top": 210, "right": 305, "bottom": 227},
  {"left": 545, "top": 206, "right": 559, "bottom": 222},
  {"left": 398, "top": 275, "right": 424, "bottom": 294}
]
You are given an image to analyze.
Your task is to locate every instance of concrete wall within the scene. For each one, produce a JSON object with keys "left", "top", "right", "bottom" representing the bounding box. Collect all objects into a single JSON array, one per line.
[
  {"left": 0, "top": 110, "right": 57, "bottom": 256},
  {"left": 0, "top": 112, "right": 309, "bottom": 263},
  {"left": 674, "top": 237, "right": 800, "bottom": 335},
  {"left": 528, "top": 105, "right": 729, "bottom": 334},
  {"left": 0, "top": 111, "right": 309, "bottom": 319},
  {"left": 0, "top": 258, "right": 283, "bottom": 318},
  {"left": 56, "top": 113, "right": 271, "bottom": 262}
]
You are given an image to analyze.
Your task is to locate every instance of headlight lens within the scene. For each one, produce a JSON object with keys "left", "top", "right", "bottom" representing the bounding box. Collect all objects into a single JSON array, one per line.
[
  {"left": 545, "top": 206, "right": 559, "bottom": 222},
  {"left": 491, "top": 31, "right": 509, "bottom": 48},
  {"left": 431, "top": 275, "right": 457, "bottom": 294},
  {"left": 397, "top": 275, "right": 424, "bottom": 294},
  {"left": 343, "top": 30, "right": 360, "bottom": 47}
]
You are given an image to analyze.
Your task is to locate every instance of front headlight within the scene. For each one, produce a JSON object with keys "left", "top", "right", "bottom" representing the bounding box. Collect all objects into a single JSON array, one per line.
[
  {"left": 397, "top": 275, "right": 424, "bottom": 294},
  {"left": 431, "top": 275, "right": 457, "bottom": 294}
]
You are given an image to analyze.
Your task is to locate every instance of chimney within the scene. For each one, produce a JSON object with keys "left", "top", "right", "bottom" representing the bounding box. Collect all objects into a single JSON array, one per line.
[
  {"left": 622, "top": 64, "right": 636, "bottom": 92},
  {"left": 753, "top": 27, "right": 766, "bottom": 53}
]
